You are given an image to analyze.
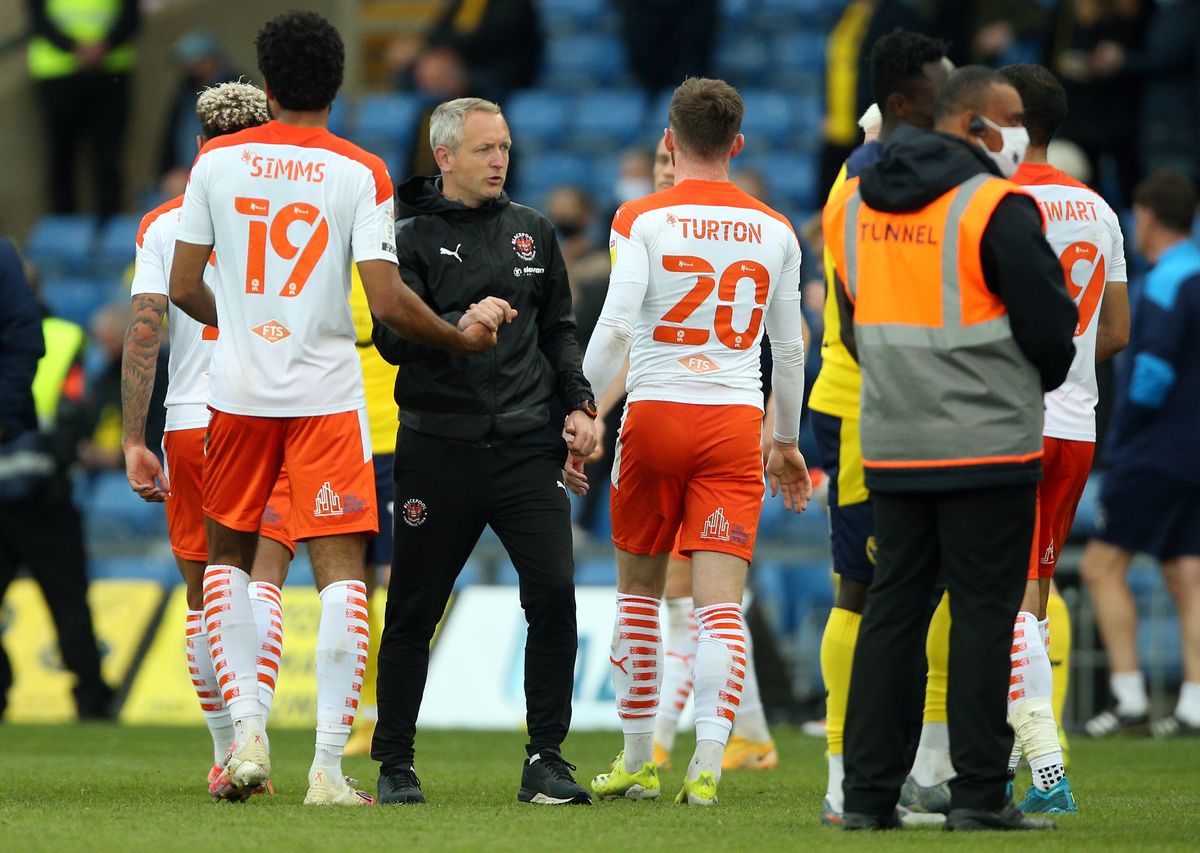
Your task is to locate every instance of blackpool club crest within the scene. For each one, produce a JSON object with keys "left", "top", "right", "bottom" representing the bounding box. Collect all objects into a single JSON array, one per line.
[
  {"left": 511, "top": 231, "right": 536, "bottom": 261},
  {"left": 402, "top": 498, "right": 428, "bottom": 527}
]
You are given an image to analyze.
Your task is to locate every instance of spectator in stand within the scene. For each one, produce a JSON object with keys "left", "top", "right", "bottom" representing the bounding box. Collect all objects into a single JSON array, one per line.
[
  {"left": 617, "top": 0, "right": 716, "bottom": 94},
  {"left": 1085, "top": 0, "right": 1200, "bottom": 182},
  {"left": 1081, "top": 171, "right": 1200, "bottom": 739},
  {"left": 820, "top": 1, "right": 924, "bottom": 198},
  {"left": 545, "top": 186, "right": 609, "bottom": 315},
  {"left": 26, "top": 0, "right": 140, "bottom": 220},
  {"left": 925, "top": 1, "right": 1055, "bottom": 69},
  {"left": 158, "top": 32, "right": 240, "bottom": 200},
  {"left": 390, "top": 0, "right": 542, "bottom": 179},
  {"left": 1049, "top": 0, "right": 1150, "bottom": 207}
]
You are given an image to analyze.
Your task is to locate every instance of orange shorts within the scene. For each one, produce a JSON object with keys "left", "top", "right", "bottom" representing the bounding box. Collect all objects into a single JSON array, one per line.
[
  {"left": 1029, "top": 436, "right": 1094, "bottom": 580},
  {"left": 611, "top": 401, "right": 764, "bottom": 562},
  {"left": 203, "top": 408, "right": 378, "bottom": 541},
  {"left": 162, "top": 429, "right": 295, "bottom": 561}
]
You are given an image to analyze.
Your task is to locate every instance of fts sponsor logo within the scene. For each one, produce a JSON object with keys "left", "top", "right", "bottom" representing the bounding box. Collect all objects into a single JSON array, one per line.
[{"left": 251, "top": 319, "right": 291, "bottom": 343}]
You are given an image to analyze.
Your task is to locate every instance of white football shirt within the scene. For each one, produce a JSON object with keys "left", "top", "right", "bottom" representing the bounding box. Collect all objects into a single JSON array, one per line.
[
  {"left": 176, "top": 121, "right": 397, "bottom": 417},
  {"left": 130, "top": 195, "right": 214, "bottom": 432},
  {"left": 606, "top": 179, "right": 803, "bottom": 409},
  {"left": 1014, "top": 163, "right": 1127, "bottom": 442}
]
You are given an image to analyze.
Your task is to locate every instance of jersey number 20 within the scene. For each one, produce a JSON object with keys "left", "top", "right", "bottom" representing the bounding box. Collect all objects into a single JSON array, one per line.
[
  {"left": 654, "top": 255, "right": 770, "bottom": 350},
  {"left": 235, "top": 197, "right": 329, "bottom": 297}
]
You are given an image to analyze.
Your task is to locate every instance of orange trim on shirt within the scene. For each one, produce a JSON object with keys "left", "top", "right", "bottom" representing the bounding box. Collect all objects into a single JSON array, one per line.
[
  {"left": 197, "top": 120, "right": 393, "bottom": 205},
  {"left": 136, "top": 195, "right": 184, "bottom": 248},
  {"left": 863, "top": 450, "right": 1044, "bottom": 469},
  {"left": 1012, "top": 162, "right": 1092, "bottom": 193},
  {"left": 611, "top": 178, "right": 795, "bottom": 240}
]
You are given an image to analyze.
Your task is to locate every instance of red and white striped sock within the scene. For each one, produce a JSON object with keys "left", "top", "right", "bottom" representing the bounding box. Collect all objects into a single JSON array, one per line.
[
  {"left": 186, "top": 609, "right": 234, "bottom": 765},
  {"left": 611, "top": 593, "right": 662, "bottom": 772},
  {"left": 690, "top": 602, "right": 746, "bottom": 782},
  {"left": 1009, "top": 610, "right": 1064, "bottom": 792},
  {"left": 655, "top": 597, "right": 697, "bottom": 754},
  {"left": 203, "top": 565, "right": 264, "bottom": 737},
  {"left": 248, "top": 582, "right": 283, "bottom": 722},
  {"left": 312, "top": 580, "right": 369, "bottom": 778}
]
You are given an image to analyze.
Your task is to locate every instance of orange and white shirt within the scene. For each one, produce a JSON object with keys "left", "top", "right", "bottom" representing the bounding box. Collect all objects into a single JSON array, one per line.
[
  {"left": 131, "top": 195, "right": 216, "bottom": 432},
  {"left": 1013, "top": 163, "right": 1127, "bottom": 442},
  {"left": 583, "top": 179, "right": 805, "bottom": 440},
  {"left": 176, "top": 121, "right": 397, "bottom": 418}
]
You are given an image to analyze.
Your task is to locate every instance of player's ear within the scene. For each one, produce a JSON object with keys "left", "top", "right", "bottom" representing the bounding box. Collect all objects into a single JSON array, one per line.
[
  {"left": 729, "top": 133, "right": 745, "bottom": 159},
  {"left": 664, "top": 128, "right": 676, "bottom": 155}
]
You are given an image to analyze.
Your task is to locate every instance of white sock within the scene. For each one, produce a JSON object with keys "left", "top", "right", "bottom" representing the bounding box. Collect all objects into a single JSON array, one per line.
[
  {"left": 312, "top": 580, "right": 369, "bottom": 779},
  {"left": 1009, "top": 612, "right": 1064, "bottom": 791},
  {"left": 655, "top": 597, "right": 696, "bottom": 754},
  {"left": 1008, "top": 742, "right": 1022, "bottom": 777},
  {"left": 203, "top": 565, "right": 264, "bottom": 732},
  {"left": 826, "top": 752, "right": 844, "bottom": 811},
  {"left": 248, "top": 582, "right": 284, "bottom": 721},
  {"left": 910, "top": 721, "right": 955, "bottom": 787},
  {"left": 731, "top": 624, "right": 771, "bottom": 743},
  {"left": 1110, "top": 670, "right": 1148, "bottom": 716},
  {"left": 690, "top": 602, "right": 746, "bottom": 782},
  {"left": 1175, "top": 681, "right": 1200, "bottom": 725},
  {"left": 611, "top": 594, "right": 662, "bottom": 771},
  {"left": 186, "top": 610, "right": 234, "bottom": 765}
]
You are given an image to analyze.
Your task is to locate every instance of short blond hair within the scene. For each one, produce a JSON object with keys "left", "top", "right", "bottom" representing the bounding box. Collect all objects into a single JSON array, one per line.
[
  {"left": 196, "top": 81, "right": 270, "bottom": 139},
  {"left": 429, "top": 97, "right": 502, "bottom": 152}
]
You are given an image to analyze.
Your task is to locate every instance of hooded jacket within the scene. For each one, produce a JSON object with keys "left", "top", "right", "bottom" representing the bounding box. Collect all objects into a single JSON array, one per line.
[
  {"left": 836, "top": 125, "right": 1077, "bottom": 396},
  {"left": 373, "top": 176, "right": 592, "bottom": 444},
  {"left": 829, "top": 126, "right": 1078, "bottom": 492}
]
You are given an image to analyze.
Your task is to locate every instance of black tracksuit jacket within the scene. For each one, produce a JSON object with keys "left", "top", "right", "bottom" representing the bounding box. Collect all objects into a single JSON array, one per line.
[{"left": 373, "top": 176, "right": 593, "bottom": 444}]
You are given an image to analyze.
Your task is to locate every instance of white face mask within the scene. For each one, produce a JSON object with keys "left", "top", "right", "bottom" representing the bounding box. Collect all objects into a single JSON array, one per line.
[{"left": 977, "top": 116, "right": 1030, "bottom": 178}]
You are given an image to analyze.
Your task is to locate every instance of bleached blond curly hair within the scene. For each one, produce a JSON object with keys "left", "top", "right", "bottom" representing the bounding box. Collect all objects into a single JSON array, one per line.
[{"left": 196, "top": 80, "right": 270, "bottom": 139}]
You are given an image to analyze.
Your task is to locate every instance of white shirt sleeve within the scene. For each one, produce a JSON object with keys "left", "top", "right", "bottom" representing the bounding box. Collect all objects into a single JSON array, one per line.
[
  {"left": 582, "top": 222, "right": 650, "bottom": 400},
  {"left": 351, "top": 169, "right": 398, "bottom": 265},
  {"left": 764, "top": 235, "right": 805, "bottom": 444},
  {"left": 1104, "top": 205, "right": 1128, "bottom": 283},
  {"left": 176, "top": 155, "right": 215, "bottom": 246},
  {"left": 130, "top": 221, "right": 167, "bottom": 297}
]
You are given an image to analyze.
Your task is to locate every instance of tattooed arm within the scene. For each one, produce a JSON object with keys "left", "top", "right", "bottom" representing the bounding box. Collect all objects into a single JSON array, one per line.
[{"left": 122, "top": 293, "right": 171, "bottom": 501}]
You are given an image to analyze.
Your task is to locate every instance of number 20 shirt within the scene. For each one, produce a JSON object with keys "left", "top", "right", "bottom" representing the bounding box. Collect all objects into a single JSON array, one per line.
[
  {"left": 607, "top": 179, "right": 803, "bottom": 410},
  {"left": 1013, "top": 163, "right": 1127, "bottom": 442},
  {"left": 177, "top": 121, "right": 397, "bottom": 418}
]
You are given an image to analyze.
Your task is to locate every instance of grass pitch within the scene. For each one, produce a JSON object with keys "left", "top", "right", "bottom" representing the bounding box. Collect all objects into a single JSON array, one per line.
[{"left": 1, "top": 724, "right": 1197, "bottom": 851}]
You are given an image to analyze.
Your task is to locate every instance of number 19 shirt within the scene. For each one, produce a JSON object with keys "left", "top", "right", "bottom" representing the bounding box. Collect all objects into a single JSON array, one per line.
[{"left": 177, "top": 120, "right": 397, "bottom": 418}]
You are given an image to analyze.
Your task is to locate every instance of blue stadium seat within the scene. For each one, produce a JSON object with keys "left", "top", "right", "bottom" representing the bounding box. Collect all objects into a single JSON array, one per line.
[
  {"left": 739, "top": 90, "right": 797, "bottom": 148},
  {"left": 40, "top": 277, "right": 118, "bottom": 327},
  {"left": 87, "top": 555, "right": 176, "bottom": 584},
  {"left": 738, "top": 152, "right": 817, "bottom": 209},
  {"left": 574, "top": 557, "right": 616, "bottom": 586},
  {"left": 506, "top": 90, "right": 571, "bottom": 150},
  {"left": 81, "top": 472, "right": 168, "bottom": 544},
  {"left": 95, "top": 214, "right": 140, "bottom": 277},
  {"left": 540, "top": 34, "right": 627, "bottom": 89},
  {"left": 538, "top": 0, "right": 609, "bottom": 35},
  {"left": 352, "top": 94, "right": 423, "bottom": 161},
  {"left": 771, "top": 31, "right": 828, "bottom": 81},
  {"left": 758, "top": 0, "right": 843, "bottom": 27},
  {"left": 513, "top": 153, "right": 592, "bottom": 200},
  {"left": 714, "top": 35, "right": 771, "bottom": 87},
  {"left": 328, "top": 98, "right": 350, "bottom": 136},
  {"left": 588, "top": 153, "right": 624, "bottom": 204},
  {"left": 26, "top": 215, "right": 97, "bottom": 277},
  {"left": 570, "top": 91, "right": 647, "bottom": 151}
]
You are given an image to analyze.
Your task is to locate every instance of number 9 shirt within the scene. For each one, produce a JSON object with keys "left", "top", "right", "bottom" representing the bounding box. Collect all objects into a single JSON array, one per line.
[{"left": 177, "top": 122, "right": 398, "bottom": 418}]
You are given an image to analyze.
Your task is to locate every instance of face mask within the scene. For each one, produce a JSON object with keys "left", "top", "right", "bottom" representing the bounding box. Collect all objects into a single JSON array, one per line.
[
  {"left": 977, "top": 115, "right": 1029, "bottom": 178},
  {"left": 615, "top": 177, "right": 652, "bottom": 203},
  {"left": 555, "top": 221, "right": 586, "bottom": 241}
]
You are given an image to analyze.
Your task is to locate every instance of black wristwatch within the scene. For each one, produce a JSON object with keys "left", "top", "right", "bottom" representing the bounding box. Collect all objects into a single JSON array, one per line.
[{"left": 574, "top": 398, "right": 598, "bottom": 419}]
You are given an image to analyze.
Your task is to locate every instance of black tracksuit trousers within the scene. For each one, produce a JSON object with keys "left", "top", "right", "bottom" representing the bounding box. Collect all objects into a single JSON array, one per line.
[
  {"left": 844, "top": 484, "right": 1035, "bottom": 815},
  {"left": 372, "top": 424, "right": 577, "bottom": 772}
]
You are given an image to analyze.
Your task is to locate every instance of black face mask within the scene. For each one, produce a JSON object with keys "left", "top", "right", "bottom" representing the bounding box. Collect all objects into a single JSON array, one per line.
[{"left": 555, "top": 221, "right": 586, "bottom": 241}]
